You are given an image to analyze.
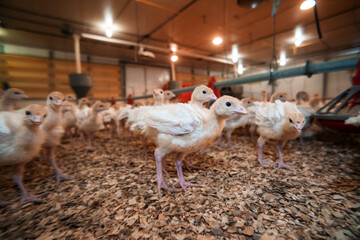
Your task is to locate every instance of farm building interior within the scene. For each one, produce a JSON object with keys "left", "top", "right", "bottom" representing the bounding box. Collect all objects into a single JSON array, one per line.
[{"left": 0, "top": 0, "right": 360, "bottom": 239}]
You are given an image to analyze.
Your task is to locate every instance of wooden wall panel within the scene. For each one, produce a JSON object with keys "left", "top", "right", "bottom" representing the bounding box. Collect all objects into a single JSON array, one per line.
[
  {"left": 1, "top": 54, "right": 51, "bottom": 98},
  {"left": 176, "top": 73, "right": 228, "bottom": 86},
  {"left": 1, "top": 54, "right": 122, "bottom": 100},
  {"left": 89, "top": 63, "right": 121, "bottom": 99}
]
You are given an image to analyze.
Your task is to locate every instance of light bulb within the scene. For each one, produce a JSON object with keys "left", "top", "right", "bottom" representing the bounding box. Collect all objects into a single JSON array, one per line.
[
  {"left": 231, "top": 44, "right": 239, "bottom": 63},
  {"left": 300, "top": 0, "right": 316, "bottom": 10},
  {"left": 171, "top": 55, "right": 178, "bottom": 62},
  {"left": 212, "top": 37, "right": 223, "bottom": 45},
  {"left": 279, "top": 51, "right": 287, "bottom": 66},
  {"left": 105, "top": 28, "right": 113, "bottom": 38},
  {"left": 295, "top": 27, "right": 303, "bottom": 46},
  {"left": 238, "top": 62, "right": 244, "bottom": 75}
]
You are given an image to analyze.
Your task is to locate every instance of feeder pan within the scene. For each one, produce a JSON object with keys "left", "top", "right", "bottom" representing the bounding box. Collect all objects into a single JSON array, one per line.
[
  {"left": 69, "top": 73, "right": 92, "bottom": 99},
  {"left": 312, "top": 59, "right": 360, "bottom": 133}
]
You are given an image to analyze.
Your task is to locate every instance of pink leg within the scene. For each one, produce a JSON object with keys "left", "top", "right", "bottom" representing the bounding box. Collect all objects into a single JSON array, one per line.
[
  {"left": 173, "top": 153, "right": 204, "bottom": 190},
  {"left": 218, "top": 132, "right": 224, "bottom": 147},
  {"left": 276, "top": 142, "right": 296, "bottom": 170},
  {"left": 13, "top": 163, "right": 42, "bottom": 203},
  {"left": 300, "top": 133, "right": 304, "bottom": 145},
  {"left": 86, "top": 133, "right": 95, "bottom": 151},
  {"left": 226, "top": 130, "right": 234, "bottom": 148},
  {"left": 257, "top": 138, "right": 274, "bottom": 166},
  {"left": 46, "top": 146, "right": 70, "bottom": 181},
  {"left": 154, "top": 149, "right": 175, "bottom": 197}
]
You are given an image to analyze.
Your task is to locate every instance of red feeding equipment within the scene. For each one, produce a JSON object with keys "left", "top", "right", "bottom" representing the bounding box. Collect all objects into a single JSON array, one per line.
[
  {"left": 110, "top": 97, "right": 116, "bottom": 106},
  {"left": 177, "top": 84, "right": 193, "bottom": 103},
  {"left": 313, "top": 59, "right": 360, "bottom": 132},
  {"left": 127, "top": 94, "right": 134, "bottom": 105},
  {"left": 352, "top": 59, "right": 360, "bottom": 86},
  {"left": 208, "top": 76, "right": 221, "bottom": 98}
]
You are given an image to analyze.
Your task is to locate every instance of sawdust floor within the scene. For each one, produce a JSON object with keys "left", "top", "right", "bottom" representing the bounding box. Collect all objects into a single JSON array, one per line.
[{"left": 0, "top": 130, "right": 359, "bottom": 240}]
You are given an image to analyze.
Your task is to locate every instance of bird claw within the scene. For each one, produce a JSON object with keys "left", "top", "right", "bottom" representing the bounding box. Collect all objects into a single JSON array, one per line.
[
  {"left": 21, "top": 195, "right": 44, "bottom": 204},
  {"left": 157, "top": 181, "right": 181, "bottom": 197},
  {"left": 278, "top": 162, "right": 296, "bottom": 170},
  {"left": 258, "top": 159, "right": 275, "bottom": 166},
  {"left": 173, "top": 180, "right": 205, "bottom": 191},
  {"left": 56, "top": 173, "right": 70, "bottom": 182}
]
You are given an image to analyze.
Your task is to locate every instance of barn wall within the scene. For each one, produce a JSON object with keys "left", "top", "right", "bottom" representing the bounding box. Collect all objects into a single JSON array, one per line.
[
  {"left": 0, "top": 53, "right": 121, "bottom": 99},
  {"left": 1, "top": 44, "right": 355, "bottom": 101}
]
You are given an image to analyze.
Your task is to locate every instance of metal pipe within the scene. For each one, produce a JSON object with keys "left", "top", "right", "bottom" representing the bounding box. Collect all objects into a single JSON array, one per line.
[
  {"left": 73, "top": 34, "right": 82, "bottom": 74},
  {"left": 113, "top": 57, "right": 359, "bottom": 101},
  {"left": 171, "top": 61, "right": 176, "bottom": 81}
]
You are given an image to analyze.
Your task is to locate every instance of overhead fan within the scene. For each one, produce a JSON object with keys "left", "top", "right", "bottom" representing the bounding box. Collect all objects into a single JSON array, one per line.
[{"left": 138, "top": 46, "right": 155, "bottom": 59}]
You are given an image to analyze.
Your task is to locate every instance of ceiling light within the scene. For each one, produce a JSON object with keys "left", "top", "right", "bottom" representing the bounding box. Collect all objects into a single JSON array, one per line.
[
  {"left": 295, "top": 38, "right": 302, "bottom": 47},
  {"left": 170, "top": 43, "right": 177, "bottom": 53},
  {"left": 279, "top": 51, "right": 286, "bottom": 66},
  {"left": 238, "top": 62, "right": 244, "bottom": 75},
  {"left": 171, "top": 54, "right": 178, "bottom": 62},
  {"left": 294, "top": 27, "right": 303, "bottom": 46},
  {"left": 105, "top": 14, "right": 113, "bottom": 27},
  {"left": 231, "top": 44, "right": 239, "bottom": 63},
  {"left": 105, "top": 28, "right": 113, "bottom": 38},
  {"left": 212, "top": 37, "right": 223, "bottom": 45},
  {"left": 300, "top": 0, "right": 316, "bottom": 10}
]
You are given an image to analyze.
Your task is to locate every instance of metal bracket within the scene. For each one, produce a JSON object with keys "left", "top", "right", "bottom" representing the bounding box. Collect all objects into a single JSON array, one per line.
[{"left": 305, "top": 60, "right": 313, "bottom": 78}]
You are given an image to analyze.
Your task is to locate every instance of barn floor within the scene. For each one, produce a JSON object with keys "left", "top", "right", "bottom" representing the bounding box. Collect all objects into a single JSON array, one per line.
[{"left": 0, "top": 130, "right": 359, "bottom": 240}]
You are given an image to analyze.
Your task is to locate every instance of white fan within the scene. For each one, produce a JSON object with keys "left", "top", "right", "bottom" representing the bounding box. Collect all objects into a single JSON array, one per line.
[{"left": 138, "top": 46, "right": 155, "bottom": 59}]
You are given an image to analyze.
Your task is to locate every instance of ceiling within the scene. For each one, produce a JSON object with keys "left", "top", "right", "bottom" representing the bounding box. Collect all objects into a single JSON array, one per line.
[{"left": 0, "top": 0, "right": 360, "bottom": 73}]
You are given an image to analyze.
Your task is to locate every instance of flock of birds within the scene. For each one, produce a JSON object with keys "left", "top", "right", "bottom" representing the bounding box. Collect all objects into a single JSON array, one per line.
[{"left": 0, "top": 86, "right": 355, "bottom": 204}]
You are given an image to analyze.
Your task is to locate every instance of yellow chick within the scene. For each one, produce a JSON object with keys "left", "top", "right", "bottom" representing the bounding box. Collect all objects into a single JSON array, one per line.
[
  {"left": 0, "top": 88, "right": 29, "bottom": 111},
  {"left": 255, "top": 100, "right": 305, "bottom": 169},
  {"left": 164, "top": 90, "right": 176, "bottom": 104},
  {"left": 41, "top": 91, "right": 68, "bottom": 181},
  {"left": 0, "top": 104, "right": 47, "bottom": 203},
  {"left": 77, "top": 101, "right": 108, "bottom": 151},
  {"left": 130, "top": 95, "right": 247, "bottom": 196}
]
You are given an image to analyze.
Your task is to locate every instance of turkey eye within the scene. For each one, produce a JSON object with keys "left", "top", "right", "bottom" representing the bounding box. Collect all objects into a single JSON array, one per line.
[
  {"left": 25, "top": 111, "right": 31, "bottom": 115},
  {"left": 99, "top": 105, "right": 103, "bottom": 107},
  {"left": 44, "top": 114, "right": 47, "bottom": 118},
  {"left": 247, "top": 101, "right": 250, "bottom": 104},
  {"left": 49, "top": 96, "right": 53, "bottom": 100},
  {"left": 289, "top": 119, "right": 293, "bottom": 123},
  {"left": 167, "top": 93, "right": 170, "bottom": 95},
  {"left": 160, "top": 91, "right": 163, "bottom": 94},
  {"left": 280, "top": 95, "right": 283, "bottom": 98},
  {"left": 202, "top": 90, "right": 207, "bottom": 94},
  {"left": 226, "top": 102, "right": 231, "bottom": 107},
  {"left": 14, "top": 92, "right": 20, "bottom": 95}
]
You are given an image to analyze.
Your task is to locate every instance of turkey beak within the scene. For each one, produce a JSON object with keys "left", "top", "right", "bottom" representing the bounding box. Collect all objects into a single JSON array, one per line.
[
  {"left": 210, "top": 94, "right": 217, "bottom": 100},
  {"left": 32, "top": 116, "right": 41, "bottom": 124},
  {"left": 55, "top": 100, "right": 62, "bottom": 105},
  {"left": 22, "top": 94, "right": 29, "bottom": 99},
  {"left": 235, "top": 106, "right": 247, "bottom": 115},
  {"left": 296, "top": 124, "right": 302, "bottom": 131}
]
